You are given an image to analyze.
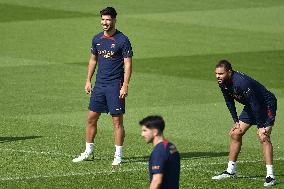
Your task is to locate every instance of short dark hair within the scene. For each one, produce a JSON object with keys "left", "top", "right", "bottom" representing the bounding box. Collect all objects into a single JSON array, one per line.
[
  {"left": 216, "top": 59, "right": 233, "bottom": 71},
  {"left": 100, "top": 7, "right": 117, "bottom": 18},
  {"left": 139, "top": 115, "right": 165, "bottom": 134}
]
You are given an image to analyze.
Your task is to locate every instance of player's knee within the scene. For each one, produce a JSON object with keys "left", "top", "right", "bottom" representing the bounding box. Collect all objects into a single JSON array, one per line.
[
  {"left": 258, "top": 133, "right": 271, "bottom": 143},
  {"left": 113, "top": 123, "right": 123, "bottom": 130},
  {"left": 230, "top": 129, "right": 243, "bottom": 141},
  {"left": 87, "top": 116, "right": 98, "bottom": 126}
]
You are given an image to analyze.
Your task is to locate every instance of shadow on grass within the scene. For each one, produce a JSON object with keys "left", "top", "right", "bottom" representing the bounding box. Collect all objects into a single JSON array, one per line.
[
  {"left": 124, "top": 151, "right": 229, "bottom": 163},
  {"left": 0, "top": 136, "right": 42, "bottom": 143},
  {"left": 180, "top": 151, "right": 229, "bottom": 160}
]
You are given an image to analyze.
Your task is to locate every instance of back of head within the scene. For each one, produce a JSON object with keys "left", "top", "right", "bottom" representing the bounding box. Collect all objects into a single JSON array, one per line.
[
  {"left": 216, "top": 59, "right": 233, "bottom": 71},
  {"left": 139, "top": 115, "right": 165, "bottom": 134},
  {"left": 100, "top": 7, "right": 117, "bottom": 18}
]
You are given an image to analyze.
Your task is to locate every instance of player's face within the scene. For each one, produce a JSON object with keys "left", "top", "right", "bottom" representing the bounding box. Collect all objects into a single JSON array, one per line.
[
  {"left": 215, "top": 67, "right": 231, "bottom": 84},
  {"left": 141, "top": 126, "right": 154, "bottom": 144},
  {"left": 101, "top": 15, "right": 116, "bottom": 32}
]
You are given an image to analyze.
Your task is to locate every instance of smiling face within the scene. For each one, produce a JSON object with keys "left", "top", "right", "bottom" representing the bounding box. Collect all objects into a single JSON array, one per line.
[
  {"left": 215, "top": 66, "right": 231, "bottom": 84},
  {"left": 101, "top": 15, "right": 116, "bottom": 32}
]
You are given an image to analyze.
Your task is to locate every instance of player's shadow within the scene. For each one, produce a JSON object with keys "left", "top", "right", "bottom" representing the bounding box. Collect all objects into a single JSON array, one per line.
[
  {"left": 0, "top": 136, "right": 42, "bottom": 143},
  {"left": 124, "top": 151, "right": 229, "bottom": 164},
  {"left": 180, "top": 151, "right": 229, "bottom": 160}
]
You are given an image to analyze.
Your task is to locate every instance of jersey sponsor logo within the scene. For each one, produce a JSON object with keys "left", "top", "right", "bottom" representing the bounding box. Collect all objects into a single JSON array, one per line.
[
  {"left": 152, "top": 166, "right": 160, "bottom": 170},
  {"left": 98, "top": 50, "right": 115, "bottom": 58},
  {"left": 111, "top": 44, "right": 116, "bottom": 48}
]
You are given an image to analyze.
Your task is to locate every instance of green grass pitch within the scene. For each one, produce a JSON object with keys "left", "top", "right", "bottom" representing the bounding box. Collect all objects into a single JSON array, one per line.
[{"left": 0, "top": 0, "right": 284, "bottom": 188}]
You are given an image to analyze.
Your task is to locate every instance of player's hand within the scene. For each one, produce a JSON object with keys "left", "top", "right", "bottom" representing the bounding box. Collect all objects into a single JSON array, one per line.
[
  {"left": 119, "top": 84, "right": 128, "bottom": 99},
  {"left": 85, "top": 81, "right": 92, "bottom": 94},
  {"left": 229, "top": 122, "right": 242, "bottom": 135}
]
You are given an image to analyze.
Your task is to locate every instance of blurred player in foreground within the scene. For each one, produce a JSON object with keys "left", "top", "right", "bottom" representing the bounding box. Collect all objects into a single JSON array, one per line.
[{"left": 139, "top": 115, "right": 180, "bottom": 189}]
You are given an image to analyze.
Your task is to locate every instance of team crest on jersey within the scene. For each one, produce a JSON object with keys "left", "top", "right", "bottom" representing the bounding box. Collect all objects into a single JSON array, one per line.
[
  {"left": 169, "top": 144, "right": 177, "bottom": 154},
  {"left": 111, "top": 44, "right": 116, "bottom": 48}
]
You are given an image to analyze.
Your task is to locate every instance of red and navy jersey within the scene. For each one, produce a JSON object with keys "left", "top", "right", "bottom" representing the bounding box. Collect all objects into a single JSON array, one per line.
[
  {"left": 91, "top": 30, "right": 133, "bottom": 84},
  {"left": 149, "top": 140, "right": 180, "bottom": 189},
  {"left": 219, "top": 71, "right": 277, "bottom": 127}
]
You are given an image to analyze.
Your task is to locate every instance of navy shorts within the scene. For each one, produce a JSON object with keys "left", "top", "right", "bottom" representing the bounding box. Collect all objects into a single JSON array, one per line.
[
  {"left": 89, "top": 82, "right": 125, "bottom": 115},
  {"left": 239, "top": 101, "right": 277, "bottom": 128}
]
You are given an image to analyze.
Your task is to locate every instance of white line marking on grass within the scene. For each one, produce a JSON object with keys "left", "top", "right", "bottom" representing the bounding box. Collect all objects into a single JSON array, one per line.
[
  {"left": 0, "top": 168, "right": 146, "bottom": 181},
  {"left": 0, "top": 148, "right": 73, "bottom": 157},
  {"left": 0, "top": 148, "right": 283, "bottom": 182}
]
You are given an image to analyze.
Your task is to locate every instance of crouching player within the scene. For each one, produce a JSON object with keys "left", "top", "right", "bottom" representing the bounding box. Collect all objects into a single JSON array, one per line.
[{"left": 212, "top": 60, "right": 277, "bottom": 187}]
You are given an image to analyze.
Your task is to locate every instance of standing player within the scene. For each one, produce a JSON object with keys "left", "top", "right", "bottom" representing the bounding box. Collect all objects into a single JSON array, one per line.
[
  {"left": 212, "top": 60, "right": 277, "bottom": 187},
  {"left": 72, "top": 7, "right": 133, "bottom": 165},
  {"left": 139, "top": 115, "right": 180, "bottom": 189}
]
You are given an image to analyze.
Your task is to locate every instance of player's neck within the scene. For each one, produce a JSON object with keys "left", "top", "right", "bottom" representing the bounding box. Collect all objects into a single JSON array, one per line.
[
  {"left": 153, "top": 135, "right": 164, "bottom": 146},
  {"left": 104, "top": 29, "right": 116, "bottom": 37}
]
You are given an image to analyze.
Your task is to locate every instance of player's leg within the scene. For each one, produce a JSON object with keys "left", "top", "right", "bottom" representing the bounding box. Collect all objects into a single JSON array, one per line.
[
  {"left": 259, "top": 103, "right": 277, "bottom": 186},
  {"left": 229, "top": 121, "right": 251, "bottom": 162},
  {"left": 85, "top": 111, "right": 101, "bottom": 150},
  {"left": 111, "top": 114, "right": 125, "bottom": 165},
  {"left": 212, "top": 121, "right": 251, "bottom": 179},
  {"left": 112, "top": 114, "right": 125, "bottom": 145},
  {"left": 258, "top": 126, "right": 276, "bottom": 187},
  {"left": 73, "top": 85, "right": 106, "bottom": 162},
  {"left": 106, "top": 83, "right": 126, "bottom": 165},
  {"left": 72, "top": 111, "right": 100, "bottom": 162},
  {"left": 212, "top": 105, "right": 253, "bottom": 180}
]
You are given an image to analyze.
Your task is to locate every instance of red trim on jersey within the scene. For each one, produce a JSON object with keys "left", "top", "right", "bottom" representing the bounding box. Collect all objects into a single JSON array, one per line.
[{"left": 163, "top": 139, "right": 169, "bottom": 149}]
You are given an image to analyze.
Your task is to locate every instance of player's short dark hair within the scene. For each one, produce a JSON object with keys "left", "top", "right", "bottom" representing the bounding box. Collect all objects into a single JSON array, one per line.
[
  {"left": 139, "top": 115, "right": 165, "bottom": 134},
  {"left": 216, "top": 59, "right": 233, "bottom": 71},
  {"left": 100, "top": 7, "right": 117, "bottom": 18}
]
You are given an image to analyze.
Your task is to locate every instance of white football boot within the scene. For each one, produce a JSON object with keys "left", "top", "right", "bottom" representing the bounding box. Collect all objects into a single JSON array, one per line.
[
  {"left": 72, "top": 151, "right": 94, "bottom": 162},
  {"left": 111, "top": 155, "right": 122, "bottom": 166},
  {"left": 212, "top": 171, "right": 236, "bottom": 180}
]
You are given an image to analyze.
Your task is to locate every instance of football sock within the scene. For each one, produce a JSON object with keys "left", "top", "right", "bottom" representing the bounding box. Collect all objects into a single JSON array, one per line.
[
  {"left": 266, "top": 165, "right": 274, "bottom": 178},
  {"left": 85, "top": 142, "right": 94, "bottom": 154},
  {"left": 226, "top": 161, "right": 236, "bottom": 174},
  {"left": 115, "top": 145, "right": 123, "bottom": 158}
]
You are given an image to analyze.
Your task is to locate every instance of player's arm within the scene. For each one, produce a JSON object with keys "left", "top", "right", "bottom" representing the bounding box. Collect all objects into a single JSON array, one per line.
[
  {"left": 85, "top": 54, "right": 97, "bottom": 94},
  {"left": 149, "top": 173, "right": 163, "bottom": 189},
  {"left": 120, "top": 36, "right": 133, "bottom": 99},
  {"left": 220, "top": 87, "right": 239, "bottom": 123},
  {"left": 119, "top": 57, "right": 132, "bottom": 98}
]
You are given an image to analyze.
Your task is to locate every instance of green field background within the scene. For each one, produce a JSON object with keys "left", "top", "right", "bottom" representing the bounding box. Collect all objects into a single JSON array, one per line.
[{"left": 0, "top": 0, "right": 283, "bottom": 188}]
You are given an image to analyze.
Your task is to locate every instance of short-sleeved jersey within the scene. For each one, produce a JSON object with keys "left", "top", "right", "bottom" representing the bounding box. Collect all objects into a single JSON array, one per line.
[
  {"left": 91, "top": 30, "right": 133, "bottom": 84},
  {"left": 149, "top": 140, "right": 180, "bottom": 189},
  {"left": 219, "top": 71, "right": 277, "bottom": 127}
]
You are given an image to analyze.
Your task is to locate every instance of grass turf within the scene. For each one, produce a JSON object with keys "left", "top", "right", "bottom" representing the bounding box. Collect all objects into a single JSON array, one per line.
[{"left": 0, "top": 0, "right": 284, "bottom": 188}]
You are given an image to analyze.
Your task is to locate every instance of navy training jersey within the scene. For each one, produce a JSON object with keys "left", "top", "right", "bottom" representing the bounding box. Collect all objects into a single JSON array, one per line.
[
  {"left": 91, "top": 30, "right": 133, "bottom": 84},
  {"left": 149, "top": 140, "right": 180, "bottom": 189},
  {"left": 219, "top": 71, "right": 277, "bottom": 127}
]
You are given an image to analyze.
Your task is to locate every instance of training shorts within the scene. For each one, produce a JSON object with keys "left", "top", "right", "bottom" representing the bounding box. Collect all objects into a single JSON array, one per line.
[{"left": 89, "top": 82, "right": 125, "bottom": 115}]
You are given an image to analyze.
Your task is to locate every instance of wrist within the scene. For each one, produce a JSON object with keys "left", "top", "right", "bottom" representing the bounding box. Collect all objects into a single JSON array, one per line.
[{"left": 123, "top": 82, "right": 129, "bottom": 87}]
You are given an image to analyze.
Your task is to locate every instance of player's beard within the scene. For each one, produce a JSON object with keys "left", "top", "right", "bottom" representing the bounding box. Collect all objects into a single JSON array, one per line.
[{"left": 102, "top": 24, "right": 114, "bottom": 32}]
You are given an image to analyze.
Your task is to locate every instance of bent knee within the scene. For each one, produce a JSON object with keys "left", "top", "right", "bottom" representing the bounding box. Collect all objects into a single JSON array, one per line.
[
  {"left": 230, "top": 130, "right": 243, "bottom": 140},
  {"left": 257, "top": 132, "right": 271, "bottom": 143}
]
